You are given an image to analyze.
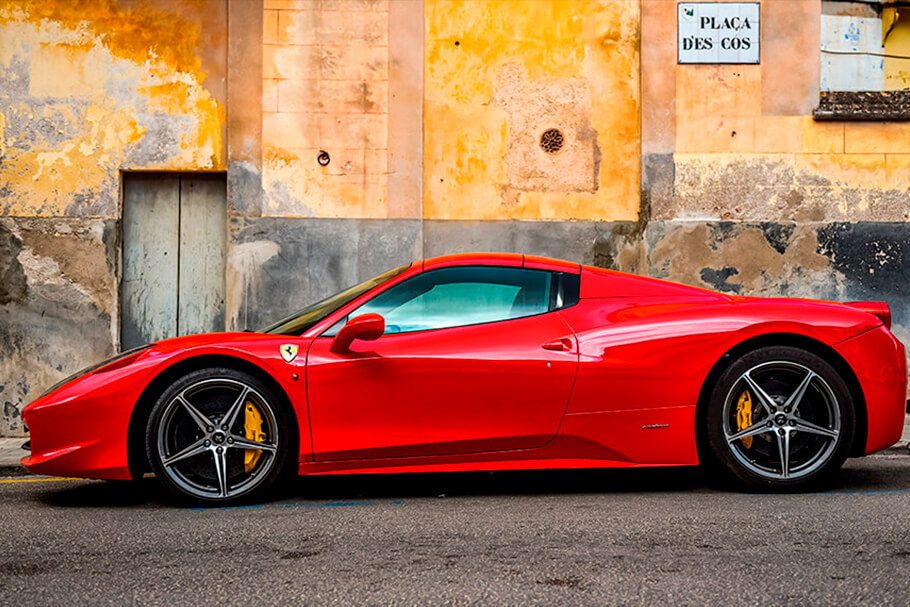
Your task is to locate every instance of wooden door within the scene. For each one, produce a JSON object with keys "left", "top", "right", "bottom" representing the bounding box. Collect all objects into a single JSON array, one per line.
[{"left": 121, "top": 173, "right": 226, "bottom": 349}]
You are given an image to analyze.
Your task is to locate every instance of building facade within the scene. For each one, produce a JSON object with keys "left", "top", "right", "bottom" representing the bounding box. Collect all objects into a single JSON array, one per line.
[{"left": 1, "top": 0, "right": 908, "bottom": 435}]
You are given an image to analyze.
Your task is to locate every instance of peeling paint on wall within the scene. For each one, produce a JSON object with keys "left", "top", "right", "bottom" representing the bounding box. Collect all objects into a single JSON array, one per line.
[
  {"left": 0, "top": 0, "right": 227, "bottom": 435},
  {"left": 647, "top": 222, "right": 838, "bottom": 298},
  {"left": 661, "top": 154, "right": 910, "bottom": 223},
  {"left": 0, "top": 217, "right": 117, "bottom": 435},
  {"left": 0, "top": 0, "right": 225, "bottom": 218}
]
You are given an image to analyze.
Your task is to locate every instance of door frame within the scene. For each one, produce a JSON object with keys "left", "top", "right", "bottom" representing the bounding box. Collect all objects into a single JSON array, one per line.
[{"left": 118, "top": 170, "right": 228, "bottom": 350}]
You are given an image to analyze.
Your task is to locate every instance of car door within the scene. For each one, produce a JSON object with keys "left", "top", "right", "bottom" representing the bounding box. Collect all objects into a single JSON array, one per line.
[{"left": 305, "top": 266, "right": 579, "bottom": 461}]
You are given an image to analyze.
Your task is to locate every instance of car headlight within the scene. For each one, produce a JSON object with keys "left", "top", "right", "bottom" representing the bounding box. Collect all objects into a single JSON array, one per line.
[{"left": 36, "top": 344, "right": 154, "bottom": 400}]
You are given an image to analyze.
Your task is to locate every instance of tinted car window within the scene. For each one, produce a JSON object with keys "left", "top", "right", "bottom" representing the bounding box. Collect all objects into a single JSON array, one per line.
[{"left": 334, "top": 266, "right": 552, "bottom": 335}]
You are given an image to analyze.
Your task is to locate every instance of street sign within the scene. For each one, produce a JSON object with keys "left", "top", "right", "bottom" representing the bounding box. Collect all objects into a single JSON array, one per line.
[{"left": 678, "top": 2, "right": 760, "bottom": 64}]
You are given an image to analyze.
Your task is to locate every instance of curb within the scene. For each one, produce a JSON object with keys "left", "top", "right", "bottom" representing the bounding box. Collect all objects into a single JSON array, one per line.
[
  {"left": 0, "top": 464, "right": 30, "bottom": 477},
  {"left": 882, "top": 442, "right": 910, "bottom": 456}
]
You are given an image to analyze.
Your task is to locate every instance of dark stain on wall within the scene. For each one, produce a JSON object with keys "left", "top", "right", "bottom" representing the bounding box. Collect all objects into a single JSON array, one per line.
[
  {"left": 759, "top": 222, "right": 796, "bottom": 255},
  {"left": 227, "top": 162, "right": 263, "bottom": 217},
  {"left": 817, "top": 223, "right": 910, "bottom": 298},
  {"left": 589, "top": 232, "right": 618, "bottom": 269},
  {"left": 641, "top": 153, "right": 672, "bottom": 224},
  {"left": 0, "top": 223, "right": 27, "bottom": 305},
  {"left": 815, "top": 223, "right": 910, "bottom": 351},
  {"left": 700, "top": 266, "right": 742, "bottom": 293}
]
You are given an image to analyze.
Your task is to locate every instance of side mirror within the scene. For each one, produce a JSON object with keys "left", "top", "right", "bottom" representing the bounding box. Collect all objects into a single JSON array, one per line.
[{"left": 329, "top": 313, "right": 385, "bottom": 354}]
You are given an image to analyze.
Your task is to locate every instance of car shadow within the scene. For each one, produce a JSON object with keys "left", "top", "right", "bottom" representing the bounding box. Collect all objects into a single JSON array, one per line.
[
  {"left": 279, "top": 455, "right": 910, "bottom": 502},
  {"left": 35, "top": 478, "right": 167, "bottom": 508},
  {"left": 281, "top": 466, "right": 711, "bottom": 502},
  {"left": 33, "top": 454, "right": 910, "bottom": 508},
  {"left": 33, "top": 467, "right": 708, "bottom": 509}
]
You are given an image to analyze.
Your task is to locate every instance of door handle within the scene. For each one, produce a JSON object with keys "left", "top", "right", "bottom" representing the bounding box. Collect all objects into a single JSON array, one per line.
[{"left": 541, "top": 338, "right": 573, "bottom": 352}]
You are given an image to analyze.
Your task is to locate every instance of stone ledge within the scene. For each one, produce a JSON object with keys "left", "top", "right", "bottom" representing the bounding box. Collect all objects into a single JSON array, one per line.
[{"left": 814, "top": 90, "right": 910, "bottom": 121}]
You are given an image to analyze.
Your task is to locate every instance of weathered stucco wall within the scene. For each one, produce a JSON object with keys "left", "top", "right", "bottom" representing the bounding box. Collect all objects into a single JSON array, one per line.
[
  {"left": 0, "top": 0, "right": 228, "bottom": 435},
  {"left": 645, "top": 0, "right": 910, "bottom": 223},
  {"left": 258, "top": 0, "right": 641, "bottom": 222},
  {"left": 424, "top": 0, "right": 640, "bottom": 221},
  {"left": 260, "top": 0, "right": 422, "bottom": 219},
  {"left": 0, "top": 217, "right": 118, "bottom": 434},
  {"left": 639, "top": 0, "right": 910, "bottom": 356},
  {"left": 0, "top": 0, "right": 227, "bottom": 218}
]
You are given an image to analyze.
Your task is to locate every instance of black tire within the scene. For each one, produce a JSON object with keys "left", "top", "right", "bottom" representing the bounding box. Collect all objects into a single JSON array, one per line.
[
  {"left": 145, "top": 367, "right": 291, "bottom": 505},
  {"left": 704, "top": 346, "right": 855, "bottom": 491}
]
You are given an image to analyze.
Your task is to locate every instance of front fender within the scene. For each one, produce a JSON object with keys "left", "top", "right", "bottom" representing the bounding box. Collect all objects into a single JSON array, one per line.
[{"left": 22, "top": 333, "right": 313, "bottom": 480}]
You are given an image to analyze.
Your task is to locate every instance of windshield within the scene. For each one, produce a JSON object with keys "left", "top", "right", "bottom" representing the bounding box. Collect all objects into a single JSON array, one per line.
[{"left": 260, "top": 263, "right": 411, "bottom": 335}]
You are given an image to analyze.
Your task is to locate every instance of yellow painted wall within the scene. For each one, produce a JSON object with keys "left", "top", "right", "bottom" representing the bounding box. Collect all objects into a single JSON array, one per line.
[
  {"left": 423, "top": 0, "right": 641, "bottom": 221},
  {"left": 884, "top": 8, "right": 910, "bottom": 90},
  {"left": 261, "top": 0, "right": 392, "bottom": 218},
  {"left": 261, "top": 0, "right": 641, "bottom": 222},
  {"left": 0, "top": 0, "right": 225, "bottom": 218},
  {"left": 655, "top": 0, "right": 910, "bottom": 222}
]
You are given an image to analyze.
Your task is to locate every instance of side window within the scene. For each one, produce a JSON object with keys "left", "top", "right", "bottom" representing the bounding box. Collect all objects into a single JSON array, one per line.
[{"left": 331, "top": 266, "right": 553, "bottom": 335}]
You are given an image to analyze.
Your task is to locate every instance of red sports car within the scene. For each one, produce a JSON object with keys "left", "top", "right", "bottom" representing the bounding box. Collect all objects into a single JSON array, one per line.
[{"left": 21, "top": 253, "right": 907, "bottom": 504}]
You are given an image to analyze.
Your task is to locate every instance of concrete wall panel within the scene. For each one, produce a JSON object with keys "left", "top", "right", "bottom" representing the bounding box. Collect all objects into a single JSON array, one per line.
[
  {"left": 227, "top": 217, "right": 421, "bottom": 332},
  {"left": 422, "top": 220, "right": 645, "bottom": 274},
  {"left": 641, "top": 0, "right": 676, "bottom": 155},
  {"left": 260, "top": 0, "right": 402, "bottom": 219},
  {"left": 761, "top": 0, "right": 819, "bottom": 115},
  {"left": 227, "top": 0, "right": 264, "bottom": 218},
  {"left": 0, "top": 218, "right": 118, "bottom": 435}
]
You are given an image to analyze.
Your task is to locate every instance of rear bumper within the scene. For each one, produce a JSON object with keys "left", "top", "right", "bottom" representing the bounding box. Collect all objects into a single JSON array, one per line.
[{"left": 835, "top": 326, "right": 907, "bottom": 455}]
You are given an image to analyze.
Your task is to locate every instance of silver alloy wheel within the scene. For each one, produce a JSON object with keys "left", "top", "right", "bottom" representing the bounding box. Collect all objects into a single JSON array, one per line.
[
  {"left": 156, "top": 378, "right": 279, "bottom": 500},
  {"left": 722, "top": 360, "right": 841, "bottom": 480}
]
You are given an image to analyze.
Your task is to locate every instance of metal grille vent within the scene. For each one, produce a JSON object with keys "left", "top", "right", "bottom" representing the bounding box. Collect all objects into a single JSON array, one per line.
[{"left": 539, "top": 128, "right": 564, "bottom": 154}]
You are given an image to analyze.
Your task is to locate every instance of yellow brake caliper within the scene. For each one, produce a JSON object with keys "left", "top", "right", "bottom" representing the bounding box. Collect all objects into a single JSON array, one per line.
[
  {"left": 736, "top": 390, "right": 754, "bottom": 448},
  {"left": 244, "top": 401, "right": 266, "bottom": 473}
]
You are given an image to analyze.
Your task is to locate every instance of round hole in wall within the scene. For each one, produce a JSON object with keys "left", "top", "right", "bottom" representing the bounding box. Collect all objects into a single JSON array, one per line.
[{"left": 539, "top": 128, "right": 564, "bottom": 154}]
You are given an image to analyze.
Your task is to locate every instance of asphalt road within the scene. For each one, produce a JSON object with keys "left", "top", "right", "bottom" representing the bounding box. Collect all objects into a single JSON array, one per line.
[{"left": 2, "top": 455, "right": 910, "bottom": 605}]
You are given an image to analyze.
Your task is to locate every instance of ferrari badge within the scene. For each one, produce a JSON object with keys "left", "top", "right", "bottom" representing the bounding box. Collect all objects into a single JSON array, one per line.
[{"left": 280, "top": 344, "right": 298, "bottom": 363}]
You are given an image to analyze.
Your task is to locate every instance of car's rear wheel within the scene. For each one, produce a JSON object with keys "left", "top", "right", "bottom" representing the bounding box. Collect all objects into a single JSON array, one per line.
[
  {"left": 145, "top": 367, "right": 290, "bottom": 505},
  {"left": 704, "top": 346, "right": 855, "bottom": 490}
]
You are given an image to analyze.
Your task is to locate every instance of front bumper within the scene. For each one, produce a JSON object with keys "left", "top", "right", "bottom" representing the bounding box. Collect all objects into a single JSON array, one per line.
[{"left": 20, "top": 367, "right": 151, "bottom": 481}]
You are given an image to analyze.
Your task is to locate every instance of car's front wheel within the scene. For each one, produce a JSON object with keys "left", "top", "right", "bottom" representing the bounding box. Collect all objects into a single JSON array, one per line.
[
  {"left": 704, "top": 346, "right": 855, "bottom": 490},
  {"left": 145, "top": 367, "right": 290, "bottom": 505}
]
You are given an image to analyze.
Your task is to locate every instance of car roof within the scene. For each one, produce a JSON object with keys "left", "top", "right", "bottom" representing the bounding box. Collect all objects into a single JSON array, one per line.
[{"left": 421, "top": 253, "right": 580, "bottom": 274}]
